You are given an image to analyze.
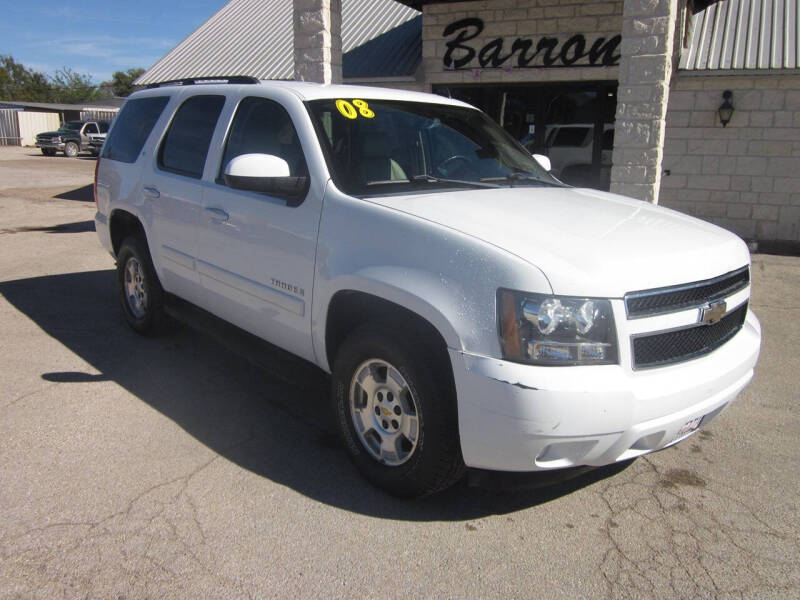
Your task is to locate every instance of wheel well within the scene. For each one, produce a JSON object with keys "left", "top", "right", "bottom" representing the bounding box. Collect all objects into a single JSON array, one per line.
[
  {"left": 325, "top": 291, "right": 452, "bottom": 376},
  {"left": 109, "top": 210, "right": 146, "bottom": 257}
]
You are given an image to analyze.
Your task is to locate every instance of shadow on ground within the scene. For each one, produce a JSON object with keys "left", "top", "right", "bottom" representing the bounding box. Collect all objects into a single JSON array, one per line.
[
  {"left": 0, "top": 220, "right": 94, "bottom": 234},
  {"left": 0, "top": 270, "right": 632, "bottom": 520},
  {"left": 25, "top": 152, "right": 97, "bottom": 162},
  {"left": 55, "top": 184, "right": 94, "bottom": 202}
]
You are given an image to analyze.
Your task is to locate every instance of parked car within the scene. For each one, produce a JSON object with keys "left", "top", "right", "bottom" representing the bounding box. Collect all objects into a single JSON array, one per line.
[
  {"left": 525, "top": 123, "right": 614, "bottom": 182},
  {"left": 94, "top": 79, "right": 761, "bottom": 497},
  {"left": 88, "top": 133, "right": 106, "bottom": 155},
  {"left": 36, "top": 120, "right": 109, "bottom": 157}
]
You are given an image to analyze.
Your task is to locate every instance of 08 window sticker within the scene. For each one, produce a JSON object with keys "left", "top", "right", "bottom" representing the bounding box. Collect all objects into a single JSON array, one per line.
[{"left": 335, "top": 99, "right": 375, "bottom": 119}]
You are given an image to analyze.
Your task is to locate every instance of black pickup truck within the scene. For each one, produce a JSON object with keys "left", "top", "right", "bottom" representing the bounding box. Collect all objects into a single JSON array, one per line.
[{"left": 35, "top": 120, "right": 109, "bottom": 157}]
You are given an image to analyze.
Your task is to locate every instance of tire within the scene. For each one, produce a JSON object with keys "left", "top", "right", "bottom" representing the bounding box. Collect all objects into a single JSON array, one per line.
[
  {"left": 63, "top": 141, "right": 79, "bottom": 158},
  {"left": 116, "top": 236, "right": 165, "bottom": 335},
  {"left": 41, "top": 148, "right": 56, "bottom": 156},
  {"left": 332, "top": 326, "right": 465, "bottom": 497}
]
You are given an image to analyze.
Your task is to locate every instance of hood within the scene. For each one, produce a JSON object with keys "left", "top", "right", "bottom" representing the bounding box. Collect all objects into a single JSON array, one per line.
[
  {"left": 37, "top": 131, "right": 64, "bottom": 137},
  {"left": 365, "top": 186, "right": 750, "bottom": 297}
]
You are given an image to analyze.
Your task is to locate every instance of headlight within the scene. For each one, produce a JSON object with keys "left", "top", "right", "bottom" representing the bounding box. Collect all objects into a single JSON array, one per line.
[{"left": 498, "top": 289, "right": 618, "bottom": 365}]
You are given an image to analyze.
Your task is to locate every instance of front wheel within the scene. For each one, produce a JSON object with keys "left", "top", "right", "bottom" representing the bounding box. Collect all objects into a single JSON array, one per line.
[
  {"left": 332, "top": 326, "right": 465, "bottom": 497},
  {"left": 63, "top": 141, "right": 79, "bottom": 158},
  {"left": 116, "top": 236, "right": 165, "bottom": 335}
]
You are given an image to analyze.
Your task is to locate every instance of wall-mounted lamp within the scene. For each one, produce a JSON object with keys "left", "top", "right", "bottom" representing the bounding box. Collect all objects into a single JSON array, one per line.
[{"left": 718, "top": 90, "right": 734, "bottom": 127}]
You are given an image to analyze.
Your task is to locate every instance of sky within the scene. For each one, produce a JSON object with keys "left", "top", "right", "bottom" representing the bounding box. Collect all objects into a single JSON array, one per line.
[{"left": 0, "top": 0, "right": 226, "bottom": 83}]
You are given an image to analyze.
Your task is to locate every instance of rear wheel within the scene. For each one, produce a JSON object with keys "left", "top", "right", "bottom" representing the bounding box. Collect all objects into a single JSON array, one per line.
[
  {"left": 117, "top": 236, "right": 165, "bottom": 335},
  {"left": 332, "top": 326, "right": 464, "bottom": 497},
  {"left": 63, "top": 141, "right": 79, "bottom": 158}
]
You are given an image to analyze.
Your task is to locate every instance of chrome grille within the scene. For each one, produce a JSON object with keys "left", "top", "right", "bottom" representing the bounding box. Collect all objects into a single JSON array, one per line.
[
  {"left": 632, "top": 303, "right": 748, "bottom": 369},
  {"left": 625, "top": 266, "right": 749, "bottom": 318}
]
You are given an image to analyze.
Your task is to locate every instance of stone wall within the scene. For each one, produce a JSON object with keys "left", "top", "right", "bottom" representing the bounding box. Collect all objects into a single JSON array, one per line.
[
  {"left": 609, "top": 0, "right": 679, "bottom": 204},
  {"left": 660, "top": 73, "right": 800, "bottom": 243},
  {"left": 293, "top": 0, "right": 342, "bottom": 84},
  {"left": 421, "top": 0, "right": 623, "bottom": 87}
]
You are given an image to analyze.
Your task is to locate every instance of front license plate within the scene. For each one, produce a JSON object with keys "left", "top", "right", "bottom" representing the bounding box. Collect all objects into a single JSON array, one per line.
[{"left": 678, "top": 416, "right": 704, "bottom": 436}]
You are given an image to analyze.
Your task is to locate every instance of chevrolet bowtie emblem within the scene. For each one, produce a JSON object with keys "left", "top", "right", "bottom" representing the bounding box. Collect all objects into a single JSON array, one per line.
[
  {"left": 381, "top": 407, "right": 392, "bottom": 417},
  {"left": 700, "top": 300, "right": 727, "bottom": 325}
]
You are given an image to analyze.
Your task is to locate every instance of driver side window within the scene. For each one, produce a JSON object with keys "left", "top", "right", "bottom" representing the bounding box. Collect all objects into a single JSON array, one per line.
[{"left": 220, "top": 97, "right": 308, "bottom": 182}]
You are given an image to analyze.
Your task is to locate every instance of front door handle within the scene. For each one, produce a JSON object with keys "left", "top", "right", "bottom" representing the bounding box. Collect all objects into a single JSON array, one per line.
[
  {"left": 204, "top": 206, "right": 229, "bottom": 223},
  {"left": 142, "top": 186, "right": 160, "bottom": 199}
]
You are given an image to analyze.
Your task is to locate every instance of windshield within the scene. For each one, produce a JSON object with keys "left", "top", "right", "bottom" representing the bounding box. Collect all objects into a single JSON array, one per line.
[
  {"left": 306, "top": 99, "right": 561, "bottom": 197},
  {"left": 59, "top": 121, "right": 83, "bottom": 131}
]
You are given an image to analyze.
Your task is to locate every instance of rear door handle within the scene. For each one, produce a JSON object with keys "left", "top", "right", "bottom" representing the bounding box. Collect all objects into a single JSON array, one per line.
[
  {"left": 142, "top": 186, "right": 160, "bottom": 199},
  {"left": 204, "top": 206, "right": 229, "bottom": 223}
]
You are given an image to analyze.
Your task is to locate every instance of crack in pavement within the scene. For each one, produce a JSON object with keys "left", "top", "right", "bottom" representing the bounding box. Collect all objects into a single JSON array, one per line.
[
  {"left": 1, "top": 382, "right": 60, "bottom": 413},
  {"left": 593, "top": 454, "right": 799, "bottom": 599},
  {"left": 0, "top": 442, "right": 260, "bottom": 598}
]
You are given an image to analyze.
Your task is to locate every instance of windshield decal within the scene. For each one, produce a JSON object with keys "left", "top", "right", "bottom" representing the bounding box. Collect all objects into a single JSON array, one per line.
[{"left": 335, "top": 99, "right": 375, "bottom": 119}]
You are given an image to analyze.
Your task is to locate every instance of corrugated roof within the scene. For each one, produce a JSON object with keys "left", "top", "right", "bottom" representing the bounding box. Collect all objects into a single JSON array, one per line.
[
  {"left": 681, "top": 0, "right": 800, "bottom": 70},
  {"left": 343, "top": 15, "right": 421, "bottom": 78},
  {"left": 137, "top": 0, "right": 420, "bottom": 84}
]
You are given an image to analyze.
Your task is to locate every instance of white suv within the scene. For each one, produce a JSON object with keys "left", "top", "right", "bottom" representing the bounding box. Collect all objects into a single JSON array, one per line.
[{"left": 94, "top": 78, "right": 761, "bottom": 497}]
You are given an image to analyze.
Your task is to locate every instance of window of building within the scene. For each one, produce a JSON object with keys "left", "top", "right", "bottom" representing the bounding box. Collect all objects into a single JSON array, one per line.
[{"left": 435, "top": 82, "right": 617, "bottom": 191}]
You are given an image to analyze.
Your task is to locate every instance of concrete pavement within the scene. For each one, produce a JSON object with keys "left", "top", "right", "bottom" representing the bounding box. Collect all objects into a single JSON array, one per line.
[{"left": 0, "top": 146, "right": 798, "bottom": 598}]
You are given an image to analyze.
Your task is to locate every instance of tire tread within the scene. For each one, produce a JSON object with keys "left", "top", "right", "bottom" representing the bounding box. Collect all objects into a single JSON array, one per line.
[
  {"left": 332, "top": 325, "right": 465, "bottom": 497},
  {"left": 117, "top": 235, "right": 166, "bottom": 336}
]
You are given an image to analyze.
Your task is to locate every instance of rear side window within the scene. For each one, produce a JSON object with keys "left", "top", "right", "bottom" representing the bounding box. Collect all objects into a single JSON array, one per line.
[
  {"left": 101, "top": 96, "right": 169, "bottom": 163},
  {"left": 549, "top": 127, "right": 589, "bottom": 147},
  {"left": 159, "top": 95, "right": 225, "bottom": 179}
]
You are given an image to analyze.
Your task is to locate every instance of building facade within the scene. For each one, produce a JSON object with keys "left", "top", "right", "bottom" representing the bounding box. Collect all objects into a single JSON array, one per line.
[{"left": 137, "top": 0, "right": 800, "bottom": 250}]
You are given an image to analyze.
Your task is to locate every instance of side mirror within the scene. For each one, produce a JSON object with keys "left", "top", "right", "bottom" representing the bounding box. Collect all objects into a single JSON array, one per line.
[
  {"left": 532, "top": 154, "right": 551, "bottom": 172},
  {"left": 224, "top": 153, "right": 308, "bottom": 206}
]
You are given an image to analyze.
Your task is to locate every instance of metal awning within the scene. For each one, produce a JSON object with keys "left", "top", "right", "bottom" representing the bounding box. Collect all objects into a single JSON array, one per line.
[{"left": 681, "top": 0, "right": 800, "bottom": 70}]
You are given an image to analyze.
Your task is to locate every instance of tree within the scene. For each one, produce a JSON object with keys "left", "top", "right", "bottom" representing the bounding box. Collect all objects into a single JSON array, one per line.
[
  {"left": 0, "top": 55, "right": 52, "bottom": 102},
  {"left": 107, "top": 68, "right": 146, "bottom": 97},
  {"left": 49, "top": 67, "right": 105, "bottom": 103},
  {"left": 0, "top": 56, "right": 106, "bottom": 103}
]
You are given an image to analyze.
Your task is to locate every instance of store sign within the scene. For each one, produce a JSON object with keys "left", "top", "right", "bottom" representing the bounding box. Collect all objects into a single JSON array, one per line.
[{"left": 442, "top": 18, "right": 621, "bottom": 70}]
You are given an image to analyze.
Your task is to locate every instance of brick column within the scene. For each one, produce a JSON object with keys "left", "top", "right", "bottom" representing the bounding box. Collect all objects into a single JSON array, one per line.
[
  {"left": 293, "top": 0, "right": 342, "bottom": 84},
  {"left": 610, "top": 0, "right": 680, "bottom": 203}
]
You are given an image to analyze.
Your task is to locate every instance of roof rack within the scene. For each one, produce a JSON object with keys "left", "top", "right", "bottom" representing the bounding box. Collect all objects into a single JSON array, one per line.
[{"left": 146, "top": 76, "right": 259, "bottom": 89}]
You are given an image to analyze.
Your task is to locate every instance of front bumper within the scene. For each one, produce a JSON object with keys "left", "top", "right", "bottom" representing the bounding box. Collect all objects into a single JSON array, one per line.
[
  {"left": 451, "top": 310, "right": 761, "bottom": 472},
  {"left": 36, "top": 140, "right": 65, "bottom": 150}
]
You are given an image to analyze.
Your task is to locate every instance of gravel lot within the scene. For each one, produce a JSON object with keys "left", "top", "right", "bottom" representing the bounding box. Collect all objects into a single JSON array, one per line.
[{"left": 1, "top": 146, "right": 798, "bottom": 599}]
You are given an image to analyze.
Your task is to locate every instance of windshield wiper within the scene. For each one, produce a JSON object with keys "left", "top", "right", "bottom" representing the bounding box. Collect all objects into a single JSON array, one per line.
[
  {"left": 409, "top": 174, "right": 498, "bottom": 189},
  {"left": 480, "top": 172, "right": 559, "bottom": 187}
]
